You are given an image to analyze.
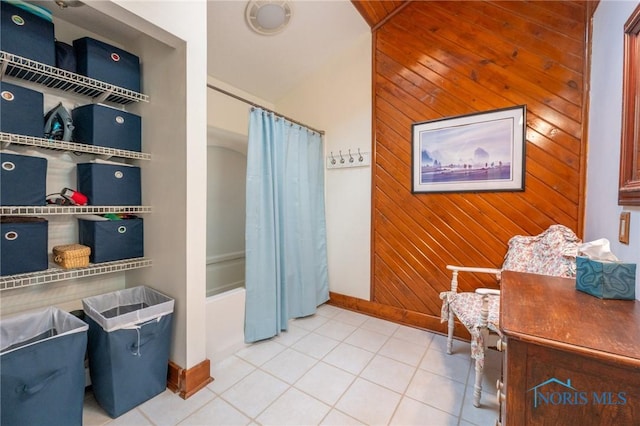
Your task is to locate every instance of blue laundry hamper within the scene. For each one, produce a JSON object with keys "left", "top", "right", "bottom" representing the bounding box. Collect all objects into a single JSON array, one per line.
[
  {"left": 82, "top": 286, "right": 174, "bottom": 418},
  {"left": 0, "top": 306, "right": 88, "bottom": 426}
]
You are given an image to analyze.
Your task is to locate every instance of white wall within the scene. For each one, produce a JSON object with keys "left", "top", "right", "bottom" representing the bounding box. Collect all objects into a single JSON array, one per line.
[
  {"left": 206, "top": 144, "right": 246, "bottom": 297},
  {"left": 100, "top": 0, "right": 209, "bottom": 368},
  {"left": 276, "top": 32, "right": 372, "bottom": 300},
  {"left": 207, "top": 76, "right": 275, "bottom": 137},
  {"left": 586, "top": 0, "right": 640, "bottom": 299}
]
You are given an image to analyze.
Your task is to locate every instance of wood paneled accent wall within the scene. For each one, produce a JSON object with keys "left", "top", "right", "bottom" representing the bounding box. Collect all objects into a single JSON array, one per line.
[{"left": 359, "top": 1, "right": 589, "bottom": 334}]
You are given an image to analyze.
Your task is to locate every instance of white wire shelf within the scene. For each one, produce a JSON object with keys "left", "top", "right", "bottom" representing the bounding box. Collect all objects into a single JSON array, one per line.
[
  {"left": 0, "top": 132, "right": 151, "bottom": 160},
  {"left": 0, "top": 51, "right": 149, "bottom": 105},
  {"left": 1, "top": 205, "right": 152, "bottom": 216},
  {"left": 0, "top": 258, "right": 153, "bottom": 291}
]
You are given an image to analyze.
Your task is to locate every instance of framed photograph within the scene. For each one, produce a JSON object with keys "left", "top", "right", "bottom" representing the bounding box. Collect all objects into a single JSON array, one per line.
[{"left": 411, "top": 105, "right": 526, "bottom": 194}]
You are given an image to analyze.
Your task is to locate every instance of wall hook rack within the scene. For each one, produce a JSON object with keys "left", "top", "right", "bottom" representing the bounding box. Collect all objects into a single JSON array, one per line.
[{"left": 327, "top": 148, "right": 370, "bottom": 169}]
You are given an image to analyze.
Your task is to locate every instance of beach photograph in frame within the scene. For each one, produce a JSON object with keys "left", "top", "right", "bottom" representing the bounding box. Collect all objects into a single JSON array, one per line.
[{"left": 411, "top": 105, "right": 526, "bottom": 194}]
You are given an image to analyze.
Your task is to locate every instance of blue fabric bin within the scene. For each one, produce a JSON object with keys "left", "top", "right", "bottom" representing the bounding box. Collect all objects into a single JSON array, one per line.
[
  {"left": 0, "top": 306, "right": 88, "bottom": 426},
  {"left": 73, "top": 37, "right": 141, "bottom": 92},
  {"left": 1, "top": 1, "right": 55, "bottom": 66},
  {"left": 1, "top": 217, "right": 48, "bottom": 276},
  {"left": 82, "top": 286, "right": 174, "bottom": 418},
  {"left": 78, "top": 218, "right": 143, "bottom": 263},
  {"left": 77, "top": 162, "right": 141, "bottom": 206},
  {"left": 0, "top": 81, "right": 44, "bottom": 138},
  {"left": 1, "top": 152, "right": 47, "bottom": 206},
  {"left": 72, "top": 104, "right": 142, "bottom": 152}
]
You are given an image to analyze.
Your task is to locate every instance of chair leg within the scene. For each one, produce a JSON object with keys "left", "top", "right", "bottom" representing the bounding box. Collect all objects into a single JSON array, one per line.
[
  {"left": 447, "top": 307, "right": 454, "bottom": 354},
  {"left": 473, "top": 355, "right": 484, "bottom": 407},
  {"left": 473, "top": 294, "right": 490, "bottom": 407}
]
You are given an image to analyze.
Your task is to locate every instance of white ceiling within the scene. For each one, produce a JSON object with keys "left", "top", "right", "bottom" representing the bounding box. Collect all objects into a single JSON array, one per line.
[{"left": 207, "top": 0, "right": 370, "bottom": 103}]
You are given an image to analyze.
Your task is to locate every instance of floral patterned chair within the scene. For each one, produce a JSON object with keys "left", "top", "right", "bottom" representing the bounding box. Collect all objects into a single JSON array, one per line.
[{"left": 439, "top": 224, "right": 581, "bottom": 407}]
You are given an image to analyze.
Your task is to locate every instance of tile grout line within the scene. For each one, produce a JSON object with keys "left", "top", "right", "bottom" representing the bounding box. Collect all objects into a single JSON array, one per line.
[
  {"left": 227, "top": 311, "right": 359, "bottom": 424},
  {"left": 167, "top": 306, "right": 497, "bottom": 426},
  {"left": 386, "top": 330, "right": 436, "bottom": 425}
]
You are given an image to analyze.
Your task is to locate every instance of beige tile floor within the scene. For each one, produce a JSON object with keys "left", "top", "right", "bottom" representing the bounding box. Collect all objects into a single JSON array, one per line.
[{"left": 83, "top": 304, "right": 500, "bottom": 426}]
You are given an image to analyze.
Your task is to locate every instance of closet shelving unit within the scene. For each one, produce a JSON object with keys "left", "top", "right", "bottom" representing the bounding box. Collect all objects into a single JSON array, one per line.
[
  {"left": 0, "top": 258, "right": 153, "bottom": 291},
  {"left": 0, "top": 51, "right": 148, "bottom": 104},
  {"left": 0, "top": 50, "right": 152, "bottom": 292}
]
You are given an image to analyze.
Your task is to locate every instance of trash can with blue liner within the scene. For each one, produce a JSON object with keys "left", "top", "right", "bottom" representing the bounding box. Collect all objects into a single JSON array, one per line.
[
  {"left": 0, "top": 81, "right": 45, "bottom": 138},
  {"left": 1, "top": 1, "right": 55, "bottom": 66},
  {"left": 0, "top": 306, "right": 88, "bottom": 426},
  {"left": 82, "top": 286, "right": 174, "bottom": 418},
  {"left": 73, "top": 37, "right": 141, "bottom": 92},
  {"left": 1, "top": 152, "right": 47, "bottom": 206},
  {"left": 77, "top": 162, "right": 141, "bottom": 206},
  {"left": 78, "top": 217, "right": 143, "bottom": 263},
  {"left": 1, "top": 216, "right": 48, "bottom": 276},
  {"left": 72, "top": 104, "right": 142, "bottom": 152}
]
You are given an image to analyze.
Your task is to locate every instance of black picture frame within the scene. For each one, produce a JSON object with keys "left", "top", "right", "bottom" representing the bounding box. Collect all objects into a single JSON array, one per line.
[{"left": 411, "top": 105, "right": 526, "bottom": 194}]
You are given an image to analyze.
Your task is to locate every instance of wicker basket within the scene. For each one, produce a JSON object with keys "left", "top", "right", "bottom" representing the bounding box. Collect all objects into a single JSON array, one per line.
[{"left": 53, "top": 244, "right": 91, "bottom": 269}]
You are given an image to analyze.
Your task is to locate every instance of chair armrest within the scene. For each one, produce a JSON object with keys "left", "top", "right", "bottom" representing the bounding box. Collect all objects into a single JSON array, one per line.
[
  {"left": 475, "top": 288, "right": 501, "bottom": 296},
  {"left": 446, "top": 265, "right": 501, "bottom": 275},
  {"left": 445, "top": 265, "right": 502, "bottom": 293}
]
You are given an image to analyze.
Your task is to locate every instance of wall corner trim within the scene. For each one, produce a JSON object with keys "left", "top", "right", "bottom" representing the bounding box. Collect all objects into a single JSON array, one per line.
[{"left": 167, "top": 359, "right": 213, "bottom": 399}]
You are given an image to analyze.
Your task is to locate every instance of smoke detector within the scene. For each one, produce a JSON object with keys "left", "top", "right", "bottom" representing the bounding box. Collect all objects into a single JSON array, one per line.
[{"left": 245, "top": 1, "right": 292, "bottom": 36}]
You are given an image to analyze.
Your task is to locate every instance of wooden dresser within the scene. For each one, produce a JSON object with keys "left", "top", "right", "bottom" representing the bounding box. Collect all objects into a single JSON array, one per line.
[{"left": 498, "top": 271, "right": 640, "bottom": 425}]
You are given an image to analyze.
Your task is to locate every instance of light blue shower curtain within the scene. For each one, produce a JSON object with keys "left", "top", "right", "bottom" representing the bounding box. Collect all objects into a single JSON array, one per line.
[{"left": 244, "top": 108, "right": 329, "bottom": 343}]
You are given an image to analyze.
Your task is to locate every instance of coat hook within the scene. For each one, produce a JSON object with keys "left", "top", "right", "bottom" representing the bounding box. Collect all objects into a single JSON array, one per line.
[
  {"left": 348, "top": 149, "right": 355, "bottom": 163},
  {"left": 330, "top": 152, "right": 336, "bottom": 165},
  {"left": 339, "top": 150, "right": 345, "bottom": 164},
  {"left": 358, "top": 148, "right": 364, "bottom": 162}
]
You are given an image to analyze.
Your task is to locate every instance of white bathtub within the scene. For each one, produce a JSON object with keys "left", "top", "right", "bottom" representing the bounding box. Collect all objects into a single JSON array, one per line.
[{"left": 205, "top": 287, "right": 248, "bottom": 364}]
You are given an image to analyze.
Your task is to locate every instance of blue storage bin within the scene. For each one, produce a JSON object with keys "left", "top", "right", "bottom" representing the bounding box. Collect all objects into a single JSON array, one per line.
[
  {"left": 72, "top": 104, "right": 142, "bottom": 152},
  {"left": 0, "top": 306, "right": 88, "bottom": 426},
  {"left": 0, "top": 1, "right": 55, "bottom": 66},
  {"left": 73, "top": 37, "right": 141, "bottom": 92},
  {"left": 78, "top": 218, "right": 143, "bottom": 263},
  {"left": 82, "top": 286, "right": 174, "bottom": 418},
  {"left": 0, "top": 81, "right": 44, "bottom": 138},
  {"left": 77, "top": 163, "right": 141, "bottom": 206},
  {"left": 1, "top": 153, "right": 47, "bottom": 206},
  {"left": 1, "top": 217, "right": 48, "bottom": 276}
]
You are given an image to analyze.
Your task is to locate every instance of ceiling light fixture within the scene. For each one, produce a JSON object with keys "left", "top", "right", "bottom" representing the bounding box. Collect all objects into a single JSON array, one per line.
[
  {"left": 54, "top": 0, "right": 84, "bottom": 8},
  {"left": 245, "top": 1, "right": 292, "bottom": 36}
]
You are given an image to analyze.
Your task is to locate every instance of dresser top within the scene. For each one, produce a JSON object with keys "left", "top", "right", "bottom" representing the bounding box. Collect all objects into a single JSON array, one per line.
[{"left": 500, "top": 271, "right": 640, "bottom": 367}]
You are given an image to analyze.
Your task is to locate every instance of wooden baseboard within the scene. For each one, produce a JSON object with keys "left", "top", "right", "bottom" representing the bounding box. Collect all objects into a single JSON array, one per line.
[
  {"left": 167, "top": 359, "right": 214, "bottom": 399},
  {"left": 328, "top": 291, "right": 471, "bottom": 340}
]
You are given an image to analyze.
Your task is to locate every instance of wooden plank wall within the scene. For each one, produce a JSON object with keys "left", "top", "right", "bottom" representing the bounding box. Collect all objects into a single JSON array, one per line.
[{"left": 363, "top": 1, "right": 588, "bottom": 333}]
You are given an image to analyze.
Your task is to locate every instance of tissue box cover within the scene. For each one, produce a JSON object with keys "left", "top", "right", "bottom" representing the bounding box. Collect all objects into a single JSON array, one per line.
[{"left": 576, "top": 256, "right": 636, "bottom": 300}]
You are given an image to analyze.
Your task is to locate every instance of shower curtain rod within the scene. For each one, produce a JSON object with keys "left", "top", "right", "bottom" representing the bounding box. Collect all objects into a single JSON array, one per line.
[{"left": 207, "top": 84, "right": 325, "bottom": 135}]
